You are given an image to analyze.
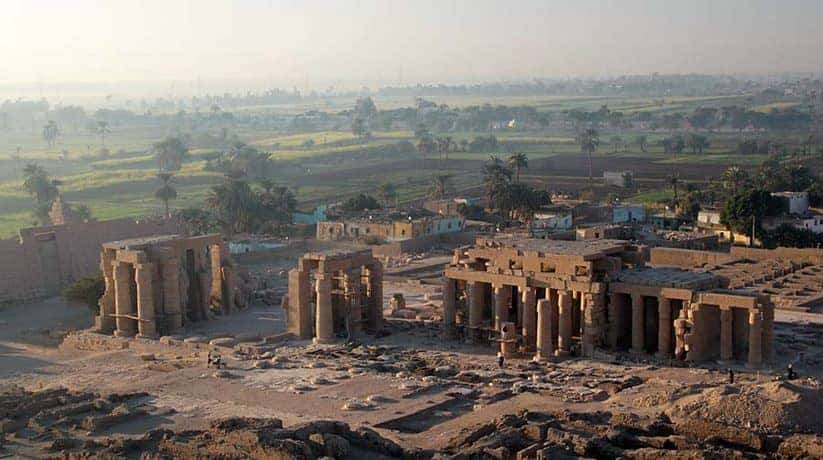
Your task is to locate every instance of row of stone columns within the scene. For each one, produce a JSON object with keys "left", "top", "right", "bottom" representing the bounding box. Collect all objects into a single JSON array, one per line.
[
  {"left": 313, "top": 264, "right": 382, "bottom": 344},
  {"left": 111, "top": 261, "right": 160, "bottom": 339}
]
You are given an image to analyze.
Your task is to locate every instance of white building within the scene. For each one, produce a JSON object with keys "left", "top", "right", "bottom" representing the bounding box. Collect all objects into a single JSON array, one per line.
[
  {"left": 794, "top": 215, "right": 823, "bottom": 234},
  {"left": 772, "top": 192, "right": 809, "bottom": 216},
  {"left": 603, "top": 171, "right": 633, "bottom": 188},
  {"left": 532, "top": 212, "right": 573, "bottom": 232}
]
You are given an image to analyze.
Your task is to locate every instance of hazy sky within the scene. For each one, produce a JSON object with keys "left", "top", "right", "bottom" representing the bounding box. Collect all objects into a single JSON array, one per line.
[{"left": 2, "top": 0, "right": 822, "bottom": 88}]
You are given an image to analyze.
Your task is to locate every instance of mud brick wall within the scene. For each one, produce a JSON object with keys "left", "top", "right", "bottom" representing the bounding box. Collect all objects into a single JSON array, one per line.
[{"left": 0, "top": 217, "right": 180, "bottom": 304}]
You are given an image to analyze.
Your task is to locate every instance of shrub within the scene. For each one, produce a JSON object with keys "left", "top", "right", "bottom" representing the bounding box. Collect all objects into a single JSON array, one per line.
[{"left": 63, "top": 273, "right": 105, "bottom": 313}]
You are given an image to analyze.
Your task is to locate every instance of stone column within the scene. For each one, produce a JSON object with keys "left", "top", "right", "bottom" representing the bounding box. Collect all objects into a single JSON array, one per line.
[
  {"left": 442, "top": 277, "right": 457, "bottom": 339},
  {"left": 97, "top": 251, "right": 116, "bottom": 334},
  {"left": 314, "top": 273, "right": 334, "bottom": 344},
  {"left": 657, "top": 297, "right": 672, "bottom": 358},
  {"left": 521, "top": 287, "right": 537, "bottom": 351},
  {"left": 500, "top": 322, "right": 517, "bottom": 358},
  {"left": 631, "top": 294, "right": 645, "bottom": 354},
  {"left": 582, "top": 292, "right": 604, "bottom": 357},
  {"left": 719, "top": 308, "right": 733, "bottom": 361},
  {"left": 493, "top": 284, "right": 509, "bottom": 332},
  {"left": 220, "top": 260, "right": 236, "bottom": 314},
  {"left": 162, "top": 258, "right": 183, "bottom": 334},
  {"left": 288, "top": 269, "right": 313, "bottom": 339},
  {"left": 747, "top": 309, "right": 763, "bottom": 368},
  {"left": 536, "top": 298, "right": 554, "bottom": 360},
  {"left": 762, "top": 305, "right": 774, "bottom": 363},
  {"left": 467, "top": 281, "right": 484, "bottom": 344},
  {"left": 345, "top": 269, "right": 363, "bottom": 337},
  {"left": 556, "top": 290, "right": 573, "bottom": 356},
  {"left": 113, "top": 261, "right": 136, "bottom": 337},
  {"left": 135, "top": 263, "right": 157, "bottom": 339},
  {"left": 363, "top": 264, "right": 384, "bottom": 331},
  {"left": 607, "top": 293, "right": 621, "bottom": 349},
  {"left": 209, "top": 243, "right": 224, "bottom": 310}
]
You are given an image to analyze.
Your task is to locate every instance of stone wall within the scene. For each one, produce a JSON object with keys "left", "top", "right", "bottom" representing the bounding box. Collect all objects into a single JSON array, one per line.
[
  {"left": 0, "top": 217, "right": 180, "bottom": 303},
  {"left": 649, "top": 247, "right": 738, "bottom": 268},
  {"left": 730, "top": 246, "right": 823, "bottom": 266}
]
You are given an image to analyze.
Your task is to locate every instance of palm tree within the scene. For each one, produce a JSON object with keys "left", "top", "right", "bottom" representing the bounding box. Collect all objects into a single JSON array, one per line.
[
  {"left": 416, "top": 136, "right": 435, "bottom": 168},
  {"left": 153, "top": 136, "right": 189, "bottom": 172},
  {"left": 377, "top": 182, "right": 397, "bottom": 208},
  {"left": 428, "top": 174, "right": 454, "bottom": 200},
  {"left": 576, "top": 128, "right": 600, "bottom": 188},
  {"left": 507, "top": 152, "right": 528, "bottom": 183},
  {"left": 635, "top": 135, "right": 648, "bottom": 153},
  {"left": 722, "top": 166, "right": 749, "bottom": 196},
  {"left": 482, "top": 155, "right": 512, "bottom": 213},
  {"left": 667, "top": 172, "right": 680, "bottom": 201},
  {"left": 155, "top": 172, "right": 177, "bottom": 218},
  {"left": 94, "top": 121, "right": 110, "bottom": 149},
  {"left": 206, "top": 172, "right": 257, "bottom": 235},
  {"left": 42, "top": 120, "right": 59, "bottom": 148}
]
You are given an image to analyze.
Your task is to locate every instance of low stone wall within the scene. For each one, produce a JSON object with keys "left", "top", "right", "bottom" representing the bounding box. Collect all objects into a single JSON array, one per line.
[
  {"left": 371, "top": 232, "right": 475, "bottom": 258},
  {"left": 730, "top": 246, "right": 823, "bottom": 266},
  {"left": 649, "top": 247, "right": 737, "bottom": 268}
]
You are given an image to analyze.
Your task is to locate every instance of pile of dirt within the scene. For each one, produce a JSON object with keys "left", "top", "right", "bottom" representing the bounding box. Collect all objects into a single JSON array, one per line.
[
  {"left": 668, "top": 381, "right": 823, "bottom": 435},
  {"left": 68, "top": 417, "right": 418, "bottom": 459}
]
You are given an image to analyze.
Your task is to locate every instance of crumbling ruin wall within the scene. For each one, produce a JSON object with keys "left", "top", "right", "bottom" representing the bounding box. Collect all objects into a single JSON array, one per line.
[
  {"left": 0, "top": 217, "right": 180, "bottom": 303},
  {"left": 649, "top": 247, "right": 737, "bottom": 269},
  {"left": 371, "top": 231, "right": 475, "bottom": 258},
  {"left": 730, "top": 246, "right": 823, "bottom": 266}
]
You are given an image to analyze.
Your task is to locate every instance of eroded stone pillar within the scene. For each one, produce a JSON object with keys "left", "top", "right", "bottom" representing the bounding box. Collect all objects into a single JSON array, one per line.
[
  {"left": 345, "top": 269, "right": 363, "bottom": 337},
  {"left": 582, "top": 292, "right": 604, "bottom": 357},
  {"left": 536, "top": 298, "right": 554, "bottom": 360},
  {"left": 631, "top": 293, "right": 645, "bottom": 354},
  {"left": 607, "top": 293, "right": 622, "bottom": 349},
  {"left": 720, "top": 308, "right": 733, "bottom": 362},
  {"left": 467, "top": 281, "right": 485, "bottom": 344},
  {"left": 442, "top": 277, "right": 457, "bottom": 339},
  {"left": 364, "top": 263, "right": 384, "bottom": 331},
  {"left": 500, "top": 321, "right": 517, "bottom": 358},
  {"left": 748, "top": 309, "right": 763, "bottom": 368},
  {"left": 97, "top": 251, "right": 116, "bottom": 334},
  {"left": 657, "top": 297, "right": 672, "bottom": 358},
  {"left": 288, "top": 269, "right": 313, "bottom": 339},
  {"left": 315, "top": 273, "right": 334, "bottom": 344},
  {"left": 762, "top": 305, "right": 774, "bottom": 363},
  {"left": 556, "top": 290, "right": 572, "bottom": 356},
  {"left": 113, "top": 261, "right": 136, "bottom": 337},
  {"left": 162, "top": 258, "right": 183, "bottom": 334},
  {"left": 493, "top": 284, "right": 509, "bottom": 332},
  {"left": 135, "top": 263, "right": 157, "bottom": 339},
  {"left": 521, "top": 287, "right": 537, "bottom": 351}
]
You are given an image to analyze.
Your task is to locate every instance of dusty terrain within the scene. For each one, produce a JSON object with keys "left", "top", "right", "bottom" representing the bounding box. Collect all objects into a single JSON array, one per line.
[{"left": 0, "top": 251, "right": 822, "bottom": 459}]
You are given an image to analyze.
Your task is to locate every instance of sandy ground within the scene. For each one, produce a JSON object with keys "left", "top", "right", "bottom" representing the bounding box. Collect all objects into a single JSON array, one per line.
[{"left": 1, "top": 263, "right": 821, "bottom": 456}]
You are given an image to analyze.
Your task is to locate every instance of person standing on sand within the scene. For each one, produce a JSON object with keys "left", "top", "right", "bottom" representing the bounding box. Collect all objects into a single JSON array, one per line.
[
  {"left": 497, "top": 351, "right": 505, "bottom": 368},
  {"left": 727, "top": 368, "right": 734, "bottom": 384}
]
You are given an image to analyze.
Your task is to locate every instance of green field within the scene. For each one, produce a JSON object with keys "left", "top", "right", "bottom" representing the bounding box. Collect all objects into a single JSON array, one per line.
[{"left": 0, "top": 93, "right": 806, "bottom": 238}]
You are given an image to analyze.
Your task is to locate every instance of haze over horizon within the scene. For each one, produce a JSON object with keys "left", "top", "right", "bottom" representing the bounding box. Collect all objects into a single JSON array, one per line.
[{"left": 2, "top": 0, "right": 823, "bottom": 99}]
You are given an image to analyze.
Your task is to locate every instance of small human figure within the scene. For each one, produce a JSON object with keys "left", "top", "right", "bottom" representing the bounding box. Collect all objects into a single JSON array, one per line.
[
  {"left": 497, "top": 351, "right": 505, "bottom": 368},
  {"left": 727, "top": 368, "right": 734, "bottom": 384},
  {"left": 787, "top": 363, "right": 796, "bottom": 380}
]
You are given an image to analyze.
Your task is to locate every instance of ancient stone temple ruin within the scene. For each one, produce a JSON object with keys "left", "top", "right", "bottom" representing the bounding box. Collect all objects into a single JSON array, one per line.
[
  {"left": 443, "top": 237, "right": 774, "bottom": 367},
  {"left": 288, "top": 250, "right": 383, "bottom": 343},
  {"left": 96, "top": 234, "right": 240, "bottom": 338}
]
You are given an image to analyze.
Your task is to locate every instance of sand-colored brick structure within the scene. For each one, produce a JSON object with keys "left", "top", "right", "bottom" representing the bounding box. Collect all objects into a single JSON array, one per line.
[
  {"left": 442, "top": 237, "right": 775, "bottom": 367},
  {"left": 287, "top": 250, "right": 383, "bottom": 343},
  {"left": 96, "top": 234, "right": 239, "bottom": 338}
]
